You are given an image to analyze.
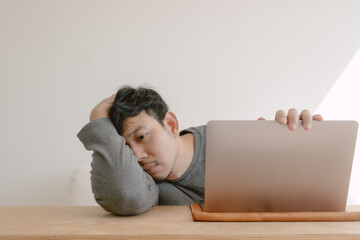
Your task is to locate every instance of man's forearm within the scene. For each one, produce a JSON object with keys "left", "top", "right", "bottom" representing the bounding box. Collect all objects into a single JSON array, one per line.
[{"left": 77, "top": 118, "right": 158, "bottom": 215}]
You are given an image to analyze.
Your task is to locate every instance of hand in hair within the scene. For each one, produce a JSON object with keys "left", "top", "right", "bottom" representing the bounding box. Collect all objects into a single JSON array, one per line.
[{"left": 90, "top": 94, "right": 116, "bottom": 122}]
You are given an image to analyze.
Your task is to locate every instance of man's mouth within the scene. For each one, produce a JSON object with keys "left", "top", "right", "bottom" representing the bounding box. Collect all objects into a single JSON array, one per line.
[{"left": 142, "top": 162, "right": 158, "bottom": 174}]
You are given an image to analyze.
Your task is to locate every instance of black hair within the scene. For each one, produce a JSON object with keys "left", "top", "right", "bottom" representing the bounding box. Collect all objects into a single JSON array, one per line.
[{"left": 108, "top": 85, "right": 169, "bottom": 135}]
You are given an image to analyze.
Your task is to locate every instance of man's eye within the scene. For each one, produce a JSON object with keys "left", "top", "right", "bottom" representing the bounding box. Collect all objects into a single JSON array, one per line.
[{"left": 138, "top": 134, "right": 146, "bottom": 141}]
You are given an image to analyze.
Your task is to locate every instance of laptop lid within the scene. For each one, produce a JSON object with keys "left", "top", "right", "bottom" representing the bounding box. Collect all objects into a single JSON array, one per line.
[{"left": 204, "top": 120, "right": 358, "bottom": 212}]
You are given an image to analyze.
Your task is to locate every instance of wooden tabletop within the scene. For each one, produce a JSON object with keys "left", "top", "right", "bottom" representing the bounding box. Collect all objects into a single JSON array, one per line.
[{"left": 1, "top": 205, "right": 360, "bottom": 239}]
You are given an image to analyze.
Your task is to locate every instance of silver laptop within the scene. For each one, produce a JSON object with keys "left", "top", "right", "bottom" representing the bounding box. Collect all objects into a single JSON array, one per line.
[{"left": 204, "top": 120, "right": 358, "bottom": 212}]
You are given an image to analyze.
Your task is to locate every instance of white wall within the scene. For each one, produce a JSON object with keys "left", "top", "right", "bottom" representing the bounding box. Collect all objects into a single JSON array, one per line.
[
  {"left": 316, "top": 49, "right": 360, "bottom": 205},
  {"left": 0, "top": 0, "right": 360, "bottom": 205}
]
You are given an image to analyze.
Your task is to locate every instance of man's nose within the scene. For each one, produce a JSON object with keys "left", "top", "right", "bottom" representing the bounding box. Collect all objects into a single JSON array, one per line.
[{"left": 132, "top": 145, "right": 148, "bottom": 161}]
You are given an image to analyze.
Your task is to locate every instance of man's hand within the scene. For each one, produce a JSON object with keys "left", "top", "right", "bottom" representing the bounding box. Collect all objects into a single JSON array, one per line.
[
  {"left": 258, "top": 108, "right": 324, "bottom": 131},
  {"left": 90, "top": 94, "right": 116, "bottom": 122}
]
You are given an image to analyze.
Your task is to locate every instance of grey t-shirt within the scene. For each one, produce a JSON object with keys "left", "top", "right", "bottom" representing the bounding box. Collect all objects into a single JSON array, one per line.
[{"left": 77, "top": 117, "right": 206, "bottom": 215}]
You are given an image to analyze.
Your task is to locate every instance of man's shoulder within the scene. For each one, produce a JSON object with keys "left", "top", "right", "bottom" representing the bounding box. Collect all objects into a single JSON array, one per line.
[{"left": 179, "top": 125, "right": 206, "bottom": 136}]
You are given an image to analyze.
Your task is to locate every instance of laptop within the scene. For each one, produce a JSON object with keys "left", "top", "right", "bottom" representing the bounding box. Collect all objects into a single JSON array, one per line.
[{"left": 204, "top": 120, "right": 358, "bottom": 212}]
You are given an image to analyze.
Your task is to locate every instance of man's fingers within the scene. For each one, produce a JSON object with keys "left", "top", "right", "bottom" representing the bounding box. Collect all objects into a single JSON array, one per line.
[
  {"left": 109, "top": 93, "right": 116, "bottom": 102},
  {"left": 103, "top": 93, "right": 116, "bottom": 103},
  {"left": 275, "top": 110, "right": 287, "bottom": 125},
  {"left": 257, "top": 117, "right": 266, "bottom": 121},
  {"left": 313, "top": 114, "right": 324, "bottom": 122},
  {"left": 105, "top": 93, "right": 117, "bottom": 113},
  {"left": 299, "top": 109, "right": 312, "bottom": 130},
  {"left": 89, "top": 93, "right": 117, "bottom": 122},
  {"left": 274, "top": 109, "right": 323, "bottom": 131},
  {"left": 287, "top": 108, "right": 299, "bottom": 131}
]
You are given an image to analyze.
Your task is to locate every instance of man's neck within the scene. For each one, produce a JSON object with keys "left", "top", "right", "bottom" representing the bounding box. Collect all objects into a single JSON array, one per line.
[{"left": 167, "top": 133, "right": 195, "bottom": 180}]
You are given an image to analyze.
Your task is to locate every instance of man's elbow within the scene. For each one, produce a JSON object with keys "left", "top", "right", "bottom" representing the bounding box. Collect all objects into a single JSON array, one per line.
[{"left": 93, "top": 186, "right": 158, "bottom": 216}]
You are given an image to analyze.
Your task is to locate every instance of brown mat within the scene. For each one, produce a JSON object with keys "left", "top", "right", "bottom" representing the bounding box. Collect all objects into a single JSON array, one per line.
[{"left": 189, "top": 204, "right": 360, "bottom": 222}]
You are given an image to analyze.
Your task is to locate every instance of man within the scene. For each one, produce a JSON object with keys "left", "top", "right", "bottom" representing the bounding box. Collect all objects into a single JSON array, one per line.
[{"left": 77, "top": 85, "right": 323, "bottom": 215}]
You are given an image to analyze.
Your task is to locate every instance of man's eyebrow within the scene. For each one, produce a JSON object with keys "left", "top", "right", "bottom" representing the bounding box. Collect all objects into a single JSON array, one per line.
[{"left": 126, "top": 125, "right": 146, "bottom": 138}]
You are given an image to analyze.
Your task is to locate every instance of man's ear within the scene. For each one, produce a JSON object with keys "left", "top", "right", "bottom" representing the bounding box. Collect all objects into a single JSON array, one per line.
[{"left": 163, "top": 112, "right": 179, "bottom": 137}]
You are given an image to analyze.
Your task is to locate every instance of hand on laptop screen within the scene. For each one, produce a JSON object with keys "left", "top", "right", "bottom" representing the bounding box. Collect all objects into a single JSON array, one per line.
[{"left": 258, "top": 108, "right": 324, "bottom": 131}]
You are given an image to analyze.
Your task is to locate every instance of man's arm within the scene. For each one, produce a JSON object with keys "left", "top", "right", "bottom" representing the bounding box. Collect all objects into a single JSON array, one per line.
[{"left": 77, "top": 95, "right": 158, "bottom": 215}]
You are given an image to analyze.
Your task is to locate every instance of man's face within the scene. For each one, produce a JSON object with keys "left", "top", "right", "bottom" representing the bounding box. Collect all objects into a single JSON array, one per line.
[{"left": 121, "top": 110, "right": 178, "bottom": 183}]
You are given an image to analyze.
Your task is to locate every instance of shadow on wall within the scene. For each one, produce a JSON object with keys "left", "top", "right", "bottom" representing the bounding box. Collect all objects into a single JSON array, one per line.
[{"left": 68, "top": 165, "right": 97, "bottom": 206}]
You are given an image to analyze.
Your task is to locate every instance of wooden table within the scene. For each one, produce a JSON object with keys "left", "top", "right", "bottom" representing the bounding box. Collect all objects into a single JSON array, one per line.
[{"left": 1, "top": 205, "right": 360, "bottom": 239}]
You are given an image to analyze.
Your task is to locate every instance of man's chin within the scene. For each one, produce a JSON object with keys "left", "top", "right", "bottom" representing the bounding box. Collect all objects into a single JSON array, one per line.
[
  {"left": 152, "top": 171, "right": 171, "bottom": 184},
  {"left": 154, "top": 177, "right": 166, "bottom": 184}
]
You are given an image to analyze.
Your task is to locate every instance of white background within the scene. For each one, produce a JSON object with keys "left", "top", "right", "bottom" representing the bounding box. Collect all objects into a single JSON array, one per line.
[{"left": 0, "top": 0, "right": 360, "bottom": 205}]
